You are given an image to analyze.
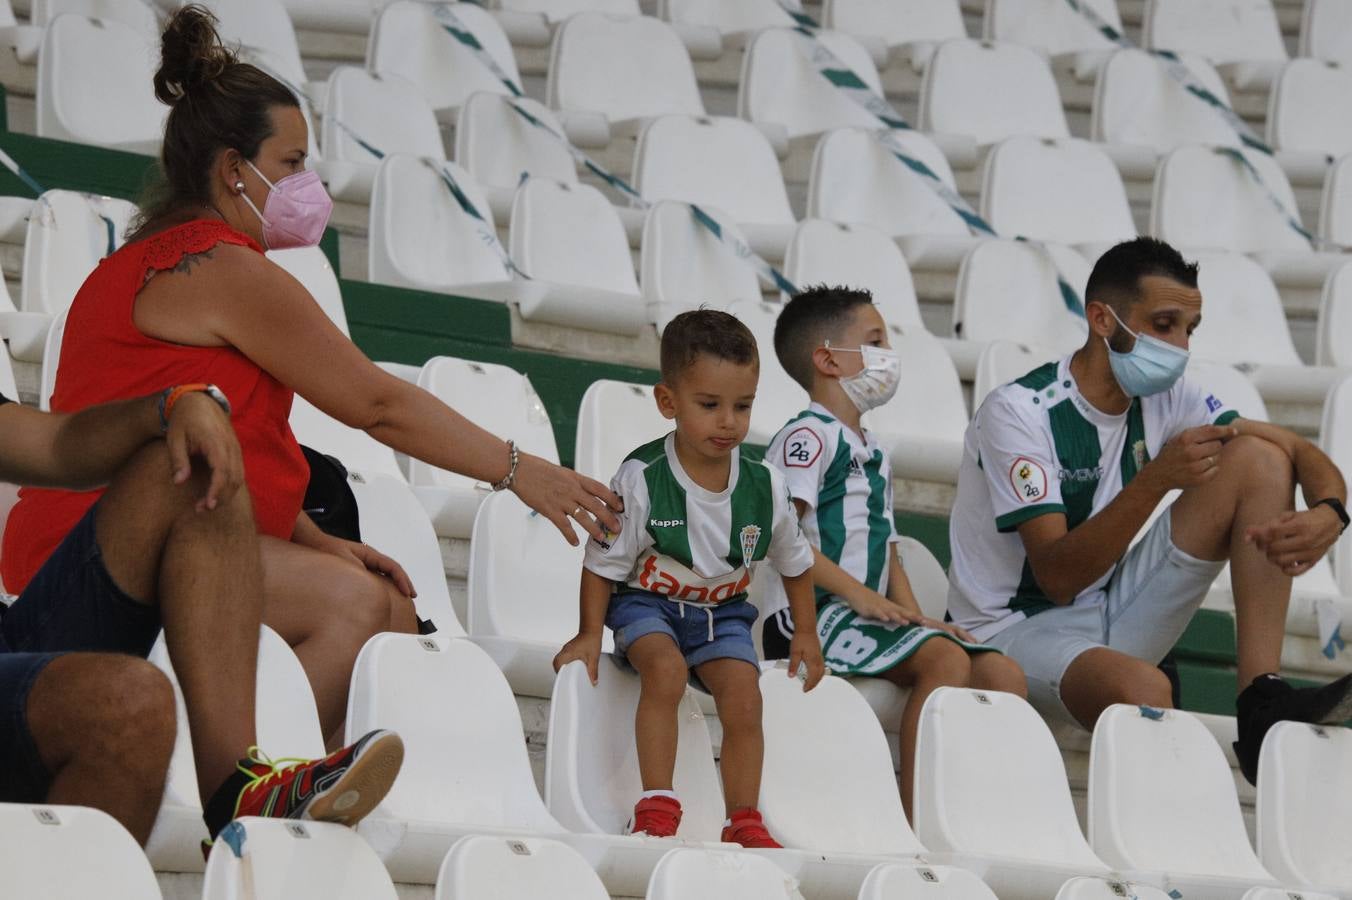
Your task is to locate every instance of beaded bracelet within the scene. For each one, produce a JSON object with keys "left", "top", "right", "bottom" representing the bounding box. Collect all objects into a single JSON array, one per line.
[{"left": 491, "top": 439, "right": 520, "bottom": 492}]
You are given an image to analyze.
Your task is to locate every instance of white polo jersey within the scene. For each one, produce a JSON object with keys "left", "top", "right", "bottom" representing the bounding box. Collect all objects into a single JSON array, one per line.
[
  {"left": 761, "top": 403, "right": 900, "bottom": 617},
  {"left": 947, "top": 356, "right": 1239, "bottom": 642},
  {"left": 584, "top": 433, "right": 813, "bottom": 603}
]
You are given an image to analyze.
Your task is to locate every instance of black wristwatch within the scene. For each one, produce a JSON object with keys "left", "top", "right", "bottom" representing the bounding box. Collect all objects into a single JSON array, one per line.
[{"left": 1314, "top": 497, "right": 1350, "bottom": 534}]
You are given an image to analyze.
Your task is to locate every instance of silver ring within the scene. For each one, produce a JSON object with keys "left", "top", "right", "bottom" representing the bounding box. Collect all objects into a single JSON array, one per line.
[{"left": 571, "top": 505, "right": 583, "bottom": 517}]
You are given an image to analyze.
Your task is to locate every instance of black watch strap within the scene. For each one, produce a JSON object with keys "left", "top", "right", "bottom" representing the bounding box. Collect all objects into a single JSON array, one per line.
[{"left": 1315, "top": 497, "right": 1350, "bottom": 534}]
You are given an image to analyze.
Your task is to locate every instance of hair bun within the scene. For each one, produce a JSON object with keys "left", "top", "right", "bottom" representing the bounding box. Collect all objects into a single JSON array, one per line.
[{"left": 153, "top": 4, "right": 236, "bottom": 106}]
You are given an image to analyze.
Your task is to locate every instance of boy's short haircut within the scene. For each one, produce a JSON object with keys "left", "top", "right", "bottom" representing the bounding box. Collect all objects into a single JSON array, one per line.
[
  {"left": 773, "top": 284, "right": 876, "bottom": 390},
  {"left": 660, "top": 309, "right": 759, "bottom": 384}
]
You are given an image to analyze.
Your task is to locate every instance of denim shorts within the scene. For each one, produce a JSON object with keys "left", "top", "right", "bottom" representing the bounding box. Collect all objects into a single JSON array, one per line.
[
  {"left": 1, "top": 501, "right": 160, "bottom": 802},
  {"left": 606, "top": 589, "right": 760, "bottom": 683}
]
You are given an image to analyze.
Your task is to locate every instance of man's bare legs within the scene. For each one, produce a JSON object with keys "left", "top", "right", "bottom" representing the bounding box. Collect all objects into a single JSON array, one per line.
[
  {"left": 25, "top": 654, "right": 177, "bottom": 844},
  {"left": 1061, "top": 647, "right": 1175, "bottom": 729},
  {"left": 94, "top": 441, "right": 261, "bottom": 801}
]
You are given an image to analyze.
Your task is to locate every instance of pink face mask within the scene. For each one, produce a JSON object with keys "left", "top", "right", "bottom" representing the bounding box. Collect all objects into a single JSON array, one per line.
[{"left": 239, "top": 159, "right": 333, "bottom": 250}]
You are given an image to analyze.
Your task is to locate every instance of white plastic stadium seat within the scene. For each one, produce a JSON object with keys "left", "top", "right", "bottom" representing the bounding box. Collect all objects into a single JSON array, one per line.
[
  {"left": 1088, "top": 704, "right": 1281, "bottom": 897},
  {"left": 914, "top": 688, "right": 1117, "bottom": 898},
  {"left": 659, "top": 0, "right": 793, "bottom": 36},
  {"left": 22, "top": 189, "right": 136, "bottom": 317},
  {"left": 726, "top": 298, "right": 810, "bottom": 446},
  {"left": 1255, "top": 721, "right": 1352, "bottom": 894},
  {"left": 1315, "top": 260, "right": 1352, "bottom": 367},
  {"left": 1, "top": 804, "right": 162, "bottom": 898},
  {"left": 952, "top": 239, "right": 1090, "bottom": 355},
  {"left": 865, "top": 328, "right": 969, "bottom": 483},
  {"left": 573, "top": 380, "right": 667, "bottom": 482},
  {"left": 37, "top": 307, "right": 66, "bottom": 412},
  {"left": 32, "top": 0, "right": 157, "bottom": 37},
  {"left": 860, "top": 863, "right": 1003, "bottom": 900},
  {"left": 1318, "top": 376, "right": 1352, "bottom": 594},
  {"left": 267, "top": 246, "right": 347, "bottom": 336},
  {"left": 1320, "top": 154, "right": 1352, "bottom": 249},
  {"left": 145, "top": 626, "right": 325, "bottom": 872},
  {"left": 435, "top": 835, "right": 609, "bottom": 900},
  {"left": 823, "top": 0, "right": 966, "bottom": 57},
  {"left": 546, "top": 656, "right": 726, "bottom": 839},
  {"left": 919, "top": 39, "right": 1070, "bottom": 146},
  {"left": 36, "top": 14, "right": 163, "bottom": 154},
  {"left": 499, "top": 0, "right": 638, "bottom": 24},
  {"left": 639, "top": 200, "right": 762, "bottom": 329},
  {"left": 1300, "top": 0, "right": 1352, "bottom": 70},
  {"left": 646, "top": 847, "right": 799, "bottom": 900},
  {"left": 979, "top": 136, "right": 1136, "bottom": 260},
  {"left": 506, "top": 178, "right": 647, "bottom": 335},
  {"left": 278, "top": 0, "right": 370, "bottom": 33},
  {"left": 368, "top": 1, "right": 522, "bottom": 122},
  {"left": 1055, "top": 877, "right": 1179, "bottom": 900},
  {"left": 1143, "top": 0, "right": 1287, "bottom": 93},
  {"left": 202, "top": 0, "right": 307, "bottom": 94},
  {"left": 972, "top": 340, "right": 1059, "bottom": 408},
  {"left": 202, "top": 818, "right": 397, "bottom": 900},
  {"left": 633, "top": 115, "right": 795, "bottom": 262},
  {"left": 807, "top": 126, "right": 981, "bottom": 275},
  {"left": 406, "top": 357, "right": 559, "bottom": 539},
  {"left": 1266, "top": 60, "right": 1352, "bottom": 172},
  {"left": 318, "top": 67, "right": 445, "bottom": 204},
  {"left": 546, "top": 13, "right": 704, "bottom": 125},
  {"left": 782, "top": 219, "right": 925, "bottom": 331},
  {"left": 454, "top": 92, "right": 578, "bottom": 223},
  {"left": 288, "top": 393, "right": 405, "bottom": 482},
  {"left": 984, "top": 0, "right": 1122, "bottom": 58}
]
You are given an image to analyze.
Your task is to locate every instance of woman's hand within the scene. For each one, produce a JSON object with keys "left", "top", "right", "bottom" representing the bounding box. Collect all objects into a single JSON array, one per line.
[
  {"left": 511, "top": 453, "right": 623, "bottom": 546},
  {"left": 310, "top": 532, "right": 417, "bottom": 598}
]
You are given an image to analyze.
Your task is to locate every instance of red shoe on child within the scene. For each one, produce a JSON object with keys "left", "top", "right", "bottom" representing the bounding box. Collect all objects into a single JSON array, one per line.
[
  {"left": 629, "top": 795, "right": 682, "bottom": 837},
  {"left": 720, "top": 807, "right": 782, "bottom": 848}
]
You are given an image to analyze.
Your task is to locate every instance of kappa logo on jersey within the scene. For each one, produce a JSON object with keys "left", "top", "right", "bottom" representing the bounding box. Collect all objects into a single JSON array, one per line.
[
  {"left": 782, "top": 426, "right": 823, "bottom": 468},
  {"left": 1009, "top": 456, "right": 1049, "bottom": 504},
  {"left": 1206, "top": 394, "right": 1223, "bottom": 413},
  {"left": 636, "top": 553, "right": 751, "bottom": 603},
  {"left": 649, "top": 518, "right": 685, "bottom": 528}
]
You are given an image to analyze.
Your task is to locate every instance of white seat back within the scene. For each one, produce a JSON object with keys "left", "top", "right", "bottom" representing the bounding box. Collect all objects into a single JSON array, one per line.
[
  {"left": 1315, "top": 259, "right": 1352, "bottom": 367},
  {"left": 202, "top": 818, "right": 397, "bottom": 900},
  {"left": 346, "top": 634, "right": 563, "bottom": 830},
  {"left": 1267, "top": 59, "right": 1352, "bottom": 158},
  {"left": 760, "top": 667, "right": 928, "bottom": 855},
  {"left": 972, "top": 340, "right": 1059, "bottom": 409},
  {"left": 205, "top": 0, "right": 307, "bottom": 90},
  {"left": 1088, "top": 703, "right": 1276, "bottom": 880},
  {"left": 739, "top": 27, "right": 884, "bottom": 139},
  {"left": 1091, "top": 48, "right": 1238, "bottom": 152},
  {"left": 640, "top": 200, "right": 762, "bottom": 319},
  {"left": 435, "top": 835, "right": 609, "bottom": 900},
  {"left": 914, "top": 687, "right": 1109, "bottom": 870},
  {"left": 1321, "top": 154, "right": 1352, "bottom": 248},
  {"left": 1188, "top": 250, "right": 1302, "bottom": 367},
  {"left": 322, "top": 67, "right": 444, "bottom": 168},
  {"left": 22, "top": 189, "right": 137, "bottom": 317},
  {"left": 952, "top": 240, "right": 1090, "bottom": 353},
  {"left": 646, "top": 847, "right": 799, "bottom": 898},
  {"left": 36, "top": 14, "right": 163, "bottom": 152},
  {"left": 808, "top": 127, "right": 969, "bottom": 240},
  {"left": 660, "top": 0, "right": 793, "bottom": 33},
  {"left": 574, "top": 380, "right": 668, "bottom": 482},
  {"left": 38, "top": 307, "right": 67, "bottom": 412},
  {"left": 466, "top": 490, "right": 583, "bottom": 645},
  {"left": 267, "top": 246, "right": 347, "bottom": 337},
  {"left": 1, "top": 804, "right": 162, "bottom": 898},
  {"left": 782, "top": 219, "right": 925, "bottom": 328},
  {"left": 1255, "top": 720, "right": 1352, "bottom": 892},
  {"left": 547, "top": 12, "right": 703, "bottom": 121},
  {"left": 545, "top": 657, "right": 725, "bottom": 838},
  {"left": 33, "top": 0, "right": 157, "bottom": 34},
  {"left": 279, "top": 0, "right": 370, "bottom": 32},
  {"left": 984, "top": 0, "right": 1122, "bottom": 54},
  {"left": 864, "top": 327, "right": 969, "bottom": 461},
  {"left": 288, "top": 394, "right": 404, "bottom": 481},
  {"left": 368, "top": 1, "right": 521, "bottom": 117},
  {"left": 455, "top": 92, "right": 577, "bottom": 195},
  {"left": 860, "top": 863, "right": 1001, "bottom": 900},
  {"left": 1319, "top": 376, "right": 1352, "bottom": 593},
  {"left": 726, "top": 298, "right": 810, "bottom": 445},
  {"left": 368, "top": 155, "right": 508, "bottom": 291},
  {"left": 824, "top": 0, "right": 966, "bottom": 48},
  {"left": 1301, "top": 0, "right": 1352, "bottom": 68},
  {"left": 897, "top": 536, "right": 949, "bottom": 620},
  {"left": 1151, "top": 145, "right": 1310, "bottom": 254},
  {"left": 919, "top": 38, "right": 1070, "bottom": 145},
  {"left": 1143, "top": 0, "right": 1287, "bottom": 64},
  {"left": 634, "top": 115, "right": 793, "bottom": 226},
  {"left": 500, "top": 0, "right": 638, "bottom": 21},
  {"left": 509, "top": 178, "right": 638, "bottom": 294},
  {"left": 980, "top": 136, "right": 1135, "bottom": 247},
  {"left": 1054, "top": 877, "right": 1178, "bottom": 900}
]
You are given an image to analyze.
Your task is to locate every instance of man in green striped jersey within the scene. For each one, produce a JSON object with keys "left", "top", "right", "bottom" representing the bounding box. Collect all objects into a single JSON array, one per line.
[
  {"left": 948, "top": 238, "right": 1352, "bottom": 783},
  {"left": 764, "top": 285, "right": 1026, "bottom": 817},
  {"left": 554, "top": 310, "right": 824, "bottom": 848}
]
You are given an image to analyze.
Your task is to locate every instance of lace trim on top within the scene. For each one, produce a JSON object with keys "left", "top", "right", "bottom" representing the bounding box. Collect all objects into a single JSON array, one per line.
[{"left": 140, "top": 219, "right": 263, "bottom": 275}]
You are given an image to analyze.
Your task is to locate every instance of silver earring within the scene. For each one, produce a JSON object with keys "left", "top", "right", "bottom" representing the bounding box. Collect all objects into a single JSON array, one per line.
[{"left": 234, "top": 182, "right": 245, "bottom": 192}]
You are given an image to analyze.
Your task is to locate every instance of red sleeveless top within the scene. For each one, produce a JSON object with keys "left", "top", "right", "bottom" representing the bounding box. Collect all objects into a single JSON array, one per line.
[{"left": 1, "top": 219, "right": 309, "bottom": 593}]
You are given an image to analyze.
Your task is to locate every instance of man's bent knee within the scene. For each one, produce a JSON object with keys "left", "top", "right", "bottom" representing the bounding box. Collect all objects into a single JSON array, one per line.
[{"left": 1221, "top": 435, "right": 1294, "bottom": 487}]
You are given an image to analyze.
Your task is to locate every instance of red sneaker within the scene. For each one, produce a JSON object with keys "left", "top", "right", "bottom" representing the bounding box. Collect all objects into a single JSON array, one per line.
[
  {"left": 720, "top": 808, "right": 782, "bottom": 848},
  {"left": 628, "top": 795, "right": 682, "bottom": 837}
]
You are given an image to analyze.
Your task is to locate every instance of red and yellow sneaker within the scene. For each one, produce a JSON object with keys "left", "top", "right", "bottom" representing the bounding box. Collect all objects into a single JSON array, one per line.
[
  {"left": 628, "top": 795, "right": 682, "bottom": 837},
  {"left": 720, "top": 808, "right": 781, "bottom": 848}
]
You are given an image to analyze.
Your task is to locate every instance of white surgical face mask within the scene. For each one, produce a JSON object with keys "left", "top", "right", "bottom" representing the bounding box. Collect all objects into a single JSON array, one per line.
[
  {"left": 825, "top": 341, "right": 901, "bottom": 413},
  {"left": 1103, "top": 306, "right": 1189, "bottom": 397}
]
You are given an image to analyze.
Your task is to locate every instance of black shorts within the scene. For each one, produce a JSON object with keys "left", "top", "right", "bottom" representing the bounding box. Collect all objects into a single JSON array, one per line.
[
  {"left": 761, "top": 608, "right": 794, "bottom": 661},
  {"left": 0, "top": 502, "right": 160, "bottom": 801}
]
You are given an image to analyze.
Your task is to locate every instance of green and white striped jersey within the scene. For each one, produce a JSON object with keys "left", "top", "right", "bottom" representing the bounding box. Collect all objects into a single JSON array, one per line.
[
  {"left": 762, "top": 403, "right": 900, "bottom": 618},
  {"left": 948, "top": 356, "right": 1239, "bottom": 642},
  {"left": 584, "top": 433, "right": 813, "bottom": 604}
]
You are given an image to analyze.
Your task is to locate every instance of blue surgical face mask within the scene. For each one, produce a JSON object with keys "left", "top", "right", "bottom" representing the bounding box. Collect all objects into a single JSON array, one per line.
[{"left": 1104, "top": 306, "right": 1189, "bottom": 397}]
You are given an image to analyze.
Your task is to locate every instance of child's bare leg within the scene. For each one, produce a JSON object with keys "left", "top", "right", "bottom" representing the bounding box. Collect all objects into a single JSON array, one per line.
[
  {"left": 884, "top": 638, "right": 972, "bottom": 820},
  {"left": 627, "top": 633, "right": 689, "bottom": 791},
  {"left": 970, "top": 651, "right": 1028, "bottom": 698},
  {"left": 695, "top": 658, "right": 764, "bottom": 814}
]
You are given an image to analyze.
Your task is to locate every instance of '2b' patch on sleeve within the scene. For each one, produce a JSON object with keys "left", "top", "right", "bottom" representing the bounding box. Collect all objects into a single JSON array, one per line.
[
  {"left": 782, "top": 426, "right": 823, "bottom": 468},
  {"left": 1008, "top": 456, "right": 1048, "bottom": 504}
]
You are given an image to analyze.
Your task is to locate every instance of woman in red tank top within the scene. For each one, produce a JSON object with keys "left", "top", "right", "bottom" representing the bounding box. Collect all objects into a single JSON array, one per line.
[{"left": 3, "top": 7, "right": 622, "bottom": 742}]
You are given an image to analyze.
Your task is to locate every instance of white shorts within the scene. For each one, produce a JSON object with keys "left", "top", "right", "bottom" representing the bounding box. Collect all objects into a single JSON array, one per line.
[{"left": 984, "top": 507, "right": 1224, "bottom": 724}]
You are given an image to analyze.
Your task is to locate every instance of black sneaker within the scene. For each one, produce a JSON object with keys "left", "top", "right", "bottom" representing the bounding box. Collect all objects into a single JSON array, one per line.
[{"left": 1233, "top": 673, "right": 1352, "bottom": 785}]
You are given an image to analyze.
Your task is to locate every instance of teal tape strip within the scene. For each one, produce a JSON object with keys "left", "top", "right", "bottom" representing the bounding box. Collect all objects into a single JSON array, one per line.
[
  {"left": 219, "top": 821, "right": 248, "bottom": 859},
  {"left": 1138, "top": 705, "right": 1165, "bottom": 720},
  {"left": 0, "top": 147, "right": 46, "bottom": 196}
]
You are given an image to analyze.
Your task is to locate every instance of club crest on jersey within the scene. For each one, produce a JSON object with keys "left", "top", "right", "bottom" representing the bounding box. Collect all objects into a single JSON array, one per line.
[
  {"left": 1009, "top": 456, "right": 1048, "bottom": 504},
  {"left": 1132, "top": 439, "right": 1147, "bottom": 471},
  {"left": 739, "top": 524, "right": 762, "bottom": 568}
]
